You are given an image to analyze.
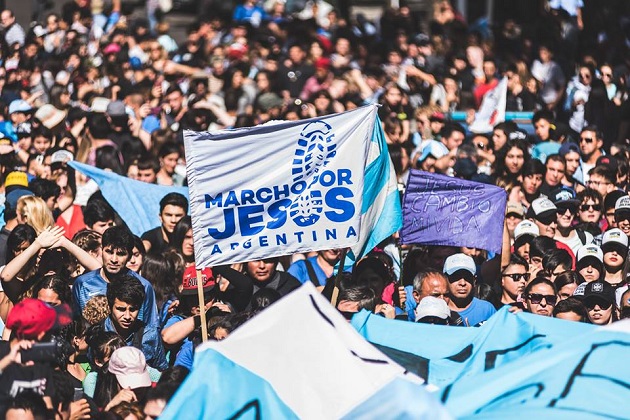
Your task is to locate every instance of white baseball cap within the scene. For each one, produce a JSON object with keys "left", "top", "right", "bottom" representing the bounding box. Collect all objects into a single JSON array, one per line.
[
  {"left": 576, "top": 244, "right": 604, "bottom": 264},
  {"left": 602, "top": 228, "right": 629, "bottom": 249},
  {"left": 443, "top": 253, "right": 476, "bottom": 276},
  {"left": 415, "top": 296, "right": 450, "bottom": 322}
]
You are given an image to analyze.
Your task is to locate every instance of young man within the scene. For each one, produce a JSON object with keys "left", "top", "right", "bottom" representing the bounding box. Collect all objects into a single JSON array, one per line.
[
  {"left": 141, "top": 192, "right": 188, "bottom": 254},
  {"left": 104, "top": 274, "right": 167, "bottom": 370},
  {"left": 72, "top": 226, "right": 159, "bottom": 329},
  {"left": 539, "top": 154, "right": 566, "bottom": 196},
  {"left": 83, "top": 198, "right": 116, "bottom": 234},
  {"left": 527, "top": 197, "right": 558, "bottom": 238},
  {"left": 586, "top": 165, "right": 616, "bottom": 199},
  {"left": 287, "top": 248, "right": 342, "bottom": 287},
  {"left": 443, "top": 253, "right": 496, "bottom": 326},
  {"left": 559, "top": 142, "right": 585, "bottom": 192},
  {"left": 245, "top": 258, "right": 301, "bottom": 297},
  {"left": 578, "top": 126, "right": 604, "bottom": 183}
]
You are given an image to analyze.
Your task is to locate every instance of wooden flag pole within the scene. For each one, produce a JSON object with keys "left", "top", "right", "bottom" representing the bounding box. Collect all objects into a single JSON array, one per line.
[
  {"left": 330, "top": 248, "right": 347, "bottom": 306},
  {"left": 196, "top": 269, "right": 208, "bottom": 342}
]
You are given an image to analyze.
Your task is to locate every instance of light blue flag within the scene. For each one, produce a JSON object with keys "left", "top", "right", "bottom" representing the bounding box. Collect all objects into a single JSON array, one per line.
[
  {"left": 161, "top": 283, "right": 451, "bottom": 419},
  {"left": 345, "top": 117, "right": 403, "bottom": 268},
  {"left": 68, "top": 162, "right": 188, "bottom": 236},
  {"left": 351, "top": 307, "right": 594, "bottom": 389},
  {"left": 444, "top": 323, "right": 630, "bottom": 419}
]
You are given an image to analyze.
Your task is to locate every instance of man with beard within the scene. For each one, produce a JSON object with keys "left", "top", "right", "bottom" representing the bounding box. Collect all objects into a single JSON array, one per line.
[
  {"left": 72, "top": 226, "right": 158, "bottom": 328},
  {"left": 287, "top": 249, "right": 342, "bottom": 288},
  {"left": 443, "top": 253, "right": 496, "bottom": 326}
]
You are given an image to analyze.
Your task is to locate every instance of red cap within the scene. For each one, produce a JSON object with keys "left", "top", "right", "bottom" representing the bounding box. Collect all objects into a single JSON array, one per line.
[
  {"left": 103, "top": 43, "right": 121, "bottom": 55},
  {"left": 315, "top": 57, "right": 331, "bottom": 70},
  {"left": 181, "top": 266, "right": 215, "bottom": 295},
  {"left": 6, "top": 299, "right": 72, "bottom": 339}
]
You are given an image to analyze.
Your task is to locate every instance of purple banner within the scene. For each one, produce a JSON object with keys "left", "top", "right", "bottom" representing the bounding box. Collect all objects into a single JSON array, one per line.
[{"left": 401, "top": 170, "right": 507, "bottom": 253}]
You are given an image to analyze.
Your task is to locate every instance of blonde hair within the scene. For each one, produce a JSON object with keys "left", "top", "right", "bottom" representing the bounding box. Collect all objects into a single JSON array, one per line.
[{"left": 16, "top": 195, "right": 54, "bottom": 234}]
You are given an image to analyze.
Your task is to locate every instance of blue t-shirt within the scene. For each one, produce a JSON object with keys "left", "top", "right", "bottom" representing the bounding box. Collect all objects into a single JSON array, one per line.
[
  {"left": 175, "top": 340, "right": 194, "bottom": 370},
  {"left": 456, "top": 297, "right": 497, "bottom": 327},
  {"left": 72, "top": 269, "right": 159, "bottom": 328},
  {"left": 287, "top": 256, "right": 328, "bottom": 286}
]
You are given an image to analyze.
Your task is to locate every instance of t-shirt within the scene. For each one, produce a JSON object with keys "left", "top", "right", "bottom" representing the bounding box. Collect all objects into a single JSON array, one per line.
[
  {"left": 72, "top": 269, "right": 159, "bottom": 328},
  {"left": 287, "top": 256, "right": 328, "bottom": 286},
  {"left": 141, "top": 226, "right": 169, "bottom": 255},
  {"left": 455, "top": 297, "right": 497, "bottom": 326}
]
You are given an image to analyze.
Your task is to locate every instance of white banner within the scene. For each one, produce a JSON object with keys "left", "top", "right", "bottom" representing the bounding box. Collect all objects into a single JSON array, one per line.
[
  {"left": 184, "top": 105, "right": 378, "bottom": 267},
  {"left": 469, "top": 77, "right": 508, "bottom": 134}
]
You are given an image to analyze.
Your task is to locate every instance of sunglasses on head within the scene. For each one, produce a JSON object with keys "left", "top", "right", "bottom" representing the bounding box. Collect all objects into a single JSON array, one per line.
[
  {"left": 527, "top": 293, "right": 557, "bottom": 305},
  {"left": 585, "top": 298, "right": 612, "bottom": 310},
  {"left": 502, "top": 272, "right": 530, "bottom": 282}
]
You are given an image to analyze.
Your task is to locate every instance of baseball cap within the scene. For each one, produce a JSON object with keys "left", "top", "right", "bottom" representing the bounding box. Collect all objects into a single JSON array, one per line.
[
  {"left": 6, "top": 298, "right": 72, "bottom": 339},
  {"left": 614, "top": 195, "right": 630, "bottom": 218},
  {"left": 550, "top": 186, "right": 580, "bottom": 210},
  {"left": 5, "top": 188, "right": 34, "bottom": 211},
  {"left": 108, "top": 347, "right": 152, "bottom": 389},
  {"left": 558, "top": 142, "right": 580, "bottom": 157},
  {"left": 601, "top": 228, "right": 628, "bottom": 251},
  {"left": 576, "top": 244, "right": 604, "bottom": 266},
  {"left": 5, "top": 171, "right": 29, "bottom": 189},
  {"left": 90, "top": 97, "right": 111, "bottom": 113},
  {"left": 106, "top": 100, "right": 127, "bottom": 117},
  {"left": 414, "top": 140, "right": 449, "bottom": 164},
  {"left": 257, "top": 93, "right": 283, "bottom": 112},
  {"left": 597, "top": 156, "right": 618, "bottom": 172},
  {"left": 526, "top": 197, "right": 557, "bottom": 224},
  {"left": 415, "top": 296, "right": 450, "bottom": 323},
  {"left": 583, "top": 281, "right": 615, "bottom": 307},
  {"left": 15, "top": 122, "right": 31, "bottom": 139},
  {"left": 181, "top": 266, "right": 215, "bottom": 296},
  {"left": 506, "top": 201, "right": 524, "bottom": 218},
  {"left": 443, "top": 253, "right": 476, "bottom": 276},
  {"left": 34, "top": 104, "right": 67, "bottom": 129},
  {"left": 513, "top": 219, "right": 539, "bottom": 249},
  {"left": 8, "top": 99, "right": 32, "bottom": 115},
  {"left": 50, "top": 149, "right": 74, "bottom": 166}
]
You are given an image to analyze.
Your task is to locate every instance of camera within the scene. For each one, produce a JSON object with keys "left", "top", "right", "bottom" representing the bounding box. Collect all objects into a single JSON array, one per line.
[{"left": 21, "top": 339, "right": 73, "bottom": 365}]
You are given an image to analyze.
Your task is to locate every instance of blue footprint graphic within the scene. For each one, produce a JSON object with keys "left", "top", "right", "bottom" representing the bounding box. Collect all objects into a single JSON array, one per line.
[{"left": 290, "top": 120, "right": 337, "bottom": 227}]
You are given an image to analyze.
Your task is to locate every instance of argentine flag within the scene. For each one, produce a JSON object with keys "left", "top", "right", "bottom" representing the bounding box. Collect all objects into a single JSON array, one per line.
[{"left": 160, "top": 283, "right": 450, "bottom": 419}]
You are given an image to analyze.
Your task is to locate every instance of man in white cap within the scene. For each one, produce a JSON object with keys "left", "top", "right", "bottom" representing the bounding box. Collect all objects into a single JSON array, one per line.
[
  {"left": 526, "top": 196, "right": 558, "bottom": 238},
  {"left": 614, "top": 195, "right": 630, "bottom": 237},
  {"left": 443, "top": 253, "right": 496, "bottom": 326},
  {"left": 513, "top": 220, "right": 539, "bottom": 262}
]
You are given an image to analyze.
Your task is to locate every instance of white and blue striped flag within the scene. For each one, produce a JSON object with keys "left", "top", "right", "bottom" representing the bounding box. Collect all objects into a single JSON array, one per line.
[
  {"left": 184, "top": 105, "right": 402, "bottom": 268},
  {"left": 160, "top": 283, "right": 450, "bottom": 419}
]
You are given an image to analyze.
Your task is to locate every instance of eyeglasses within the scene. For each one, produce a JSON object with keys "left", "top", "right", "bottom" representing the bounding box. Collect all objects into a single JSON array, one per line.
[
  {"left": 580, "top": 137, "right": 594, "bottom": 144},
  {"left": 585, "top": 299, "right": 612, "bottom": 310},
  {"left": 586, "top": 180, "right": 611, "bottom": 187},
  {"left": 502, "top": 273, "right": 530, "bottom": 282},
  {"left": 527, "top": 293, "right": 557, "bottom": 305},
  {"left": 580, "top": 204, "right": 599, "bottom": 212}
]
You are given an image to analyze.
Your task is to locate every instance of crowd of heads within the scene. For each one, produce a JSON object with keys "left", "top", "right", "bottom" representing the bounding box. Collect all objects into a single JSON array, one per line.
[{"left": 1, "top": 0, "right": 630, "bottom": 418}]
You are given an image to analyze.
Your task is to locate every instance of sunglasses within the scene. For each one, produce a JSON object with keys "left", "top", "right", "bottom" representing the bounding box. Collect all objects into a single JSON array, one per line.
[
  {"left": 580, "top": 204, "right": 599, "bottom": 212},
  {"left": 556, "top": 206, "right": 577, "bottom": 215},
  {"left": 527, "top": 293, "right": 557, "bottom": 305},
  {"left": 502, "top": 273, "right": 530, "bottom": 282},
  {"left": 585, "top": 299, "right": 612, "bottom": 310},
  {"left": 536, "top": 216, "right": 557, "bottom": 226},
  {"left": 447, "top": 274, "right": 475, "bottom": 284},
  {"left": 580, "top": 137, "right": 594, "bottom": 144},
  {"left": 602, "top": 73, "right": 612, "bottom": 78}
]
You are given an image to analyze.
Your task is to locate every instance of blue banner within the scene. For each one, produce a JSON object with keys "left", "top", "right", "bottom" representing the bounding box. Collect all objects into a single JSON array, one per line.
[{"left": 400, "top": 170, "right": 507, "bottom": 253}]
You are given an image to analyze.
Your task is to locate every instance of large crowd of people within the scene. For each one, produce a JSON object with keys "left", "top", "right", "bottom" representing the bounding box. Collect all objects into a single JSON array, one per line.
[{"left": 0, "top": 0, "right": 630, "bottom": 418}]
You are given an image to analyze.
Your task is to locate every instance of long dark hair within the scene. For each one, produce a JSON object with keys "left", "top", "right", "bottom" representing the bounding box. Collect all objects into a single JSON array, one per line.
[
  {"left": 32, "top": 273, "right": 72, "bottom": 305},
  {"left": 493, "top": 137, "right": 530, "bottom": 188},
  {"left": 141, "top": 253, "right": 177, "bottom": 310},
  {"left": 170, "top": 215, "right": 193, "bottom": 262}
]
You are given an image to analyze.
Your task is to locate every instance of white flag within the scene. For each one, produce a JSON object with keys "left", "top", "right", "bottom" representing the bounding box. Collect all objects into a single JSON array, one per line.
[
  {"left": 184, "top": 105, "right": 401, "bottom": 268},
  {"left": 469, "top": 77, "right": 508, "bottom": 134}
]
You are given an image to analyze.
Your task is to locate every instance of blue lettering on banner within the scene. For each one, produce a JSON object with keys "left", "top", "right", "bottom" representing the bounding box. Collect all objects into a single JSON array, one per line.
[{"left": 203, "top": 120, "right": 359, "bottom": 255}]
